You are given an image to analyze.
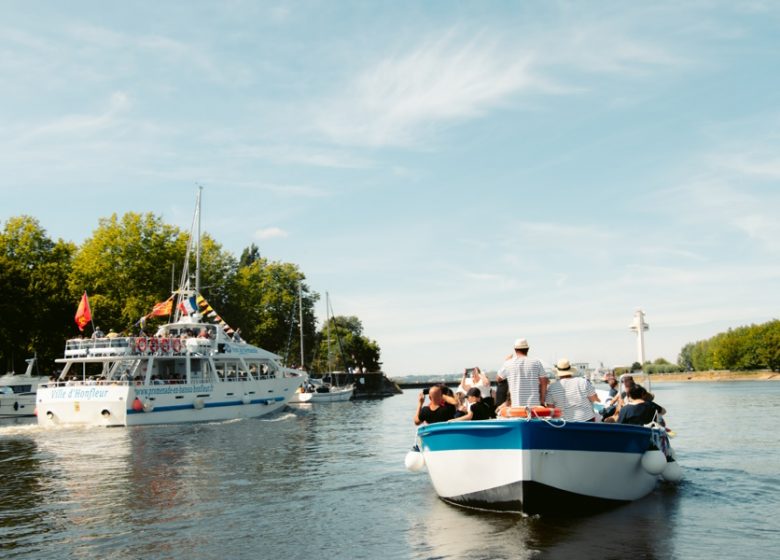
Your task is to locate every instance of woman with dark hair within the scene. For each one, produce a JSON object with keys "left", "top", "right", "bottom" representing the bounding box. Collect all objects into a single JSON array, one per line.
[{"left": 617, "top": 385, "right": 665, "bottom": 425}]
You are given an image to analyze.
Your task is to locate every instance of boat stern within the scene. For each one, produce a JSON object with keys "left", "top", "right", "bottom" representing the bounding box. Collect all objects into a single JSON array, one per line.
[{"left": 37, "top": 383, "right": 131, "bottom": 427}]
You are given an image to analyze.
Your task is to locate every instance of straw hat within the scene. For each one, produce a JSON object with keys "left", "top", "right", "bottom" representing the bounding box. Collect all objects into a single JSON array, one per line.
[
  {"left": 513, "top": 338, "right": 529, "bottom": 350},
  {"left": 556, "top": 358, "right": 573, "bottom": 377}
]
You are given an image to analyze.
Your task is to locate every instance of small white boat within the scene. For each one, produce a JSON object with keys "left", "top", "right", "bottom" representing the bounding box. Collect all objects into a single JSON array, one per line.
[
  {"left": 36, "top": 189, "right": 305, "bottom": 427},
  {"left": 408, "top": 413, "right": 681, "bottom": 515},
  {"left": 288, "top": 292, "right": 353, "bottom": 404},
  {"left": 289, "top": 379, "right": 353, "bottom": 403},
  {"left": 0, "top": 357, "right": 42, "bottom": 417}
]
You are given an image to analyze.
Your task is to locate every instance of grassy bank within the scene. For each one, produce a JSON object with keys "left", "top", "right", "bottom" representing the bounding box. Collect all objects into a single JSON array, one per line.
[{"left": 650, "top": 370, "right": 779, "bottom": 382}]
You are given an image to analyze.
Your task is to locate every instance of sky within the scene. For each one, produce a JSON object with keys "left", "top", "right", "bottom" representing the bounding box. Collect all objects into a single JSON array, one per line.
[{"left": 2, "top": 1, "right": 779, "bottom": 376}]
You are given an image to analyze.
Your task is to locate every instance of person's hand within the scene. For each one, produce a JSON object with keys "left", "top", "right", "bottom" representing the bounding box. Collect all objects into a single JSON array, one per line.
[{"left": 418, "top": 391, "right": 425, "bottom": 405}]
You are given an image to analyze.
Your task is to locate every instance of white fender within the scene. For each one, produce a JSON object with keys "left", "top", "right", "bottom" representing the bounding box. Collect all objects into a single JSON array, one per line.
[
  {"left": 143, "top": 400, "right": 154, "bottom": 413},
  {"left": 641, "top": 449, "right": 667, "bottom": 475},
  {"left": 193, "top": 398, "right": 205, "bottom": 410},
  {"left": 662, "top": 460, "right": 683, "bottom": 482},
  {"left": 242, "top": 394, "right": 252, "bottom": 405},
  {"left": 405, "top": 450, "right": 425, "bottom": 472}
]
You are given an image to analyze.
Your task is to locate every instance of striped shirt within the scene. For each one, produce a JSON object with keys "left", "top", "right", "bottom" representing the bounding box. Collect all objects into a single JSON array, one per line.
[
  {"left": 544, "top": 381, "right": 568, "bottom": 411},
  {"left": 498, "top": 356, "right": 544, "bottom": 407},
  {"left": 559, "top": 376, "right": 597, "bottom": 421}
]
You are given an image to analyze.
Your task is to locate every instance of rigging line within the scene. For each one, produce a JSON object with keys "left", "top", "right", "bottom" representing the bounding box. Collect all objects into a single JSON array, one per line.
[
  {"left": 284, "top": 291, "right": 297, "bottom": 366},
  {"left": 328, "top": 296, "right": 352, "bottom": 385}
]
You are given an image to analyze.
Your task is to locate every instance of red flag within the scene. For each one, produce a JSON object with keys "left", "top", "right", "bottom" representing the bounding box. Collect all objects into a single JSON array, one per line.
[
  {"left": 150, "top": 299, "right": 173, "bottom": 317},
  {"left": 75, "top": 292, "right": 92, "bottom": 331}
]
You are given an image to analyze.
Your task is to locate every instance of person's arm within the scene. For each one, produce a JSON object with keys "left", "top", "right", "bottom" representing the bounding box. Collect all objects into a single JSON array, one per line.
[
  {"left": 589, "top": 394, "right": 600, "bottom": 403},
  {"left": 441, "top": 393, "right": 458, "bottom": 406},
  {"left": 450, "top": 410, "right": 473, "bottom": 422},
  {"left": 539, "top": 376, "right": 549, "bottom": 404},
  {"left": 413, "top": 392, "right": 426, "bottom": 425}
]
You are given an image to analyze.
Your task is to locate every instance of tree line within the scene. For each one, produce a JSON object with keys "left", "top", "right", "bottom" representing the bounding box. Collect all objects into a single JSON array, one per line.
[
  {"left": 0, "top": 214, "right": 381, "bottom": 375},
  {"left": 677, "top": 319, "right": 780, "bottom": 372}
]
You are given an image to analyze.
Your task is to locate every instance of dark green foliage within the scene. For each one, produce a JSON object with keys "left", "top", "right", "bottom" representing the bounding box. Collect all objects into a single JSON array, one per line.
[{"left": 678, "top": 320, "right": 780, "bottom": 371}]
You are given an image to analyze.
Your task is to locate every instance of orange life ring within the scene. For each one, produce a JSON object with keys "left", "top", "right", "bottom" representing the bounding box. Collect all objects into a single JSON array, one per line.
[
  {"left": 172, "top": 338, "right": 182, "bottom": 353},
  {"left": 148, "top": 337, "right": 159, "bottom": 353},
  {"left": 135, "top": 337, "right": 147, "bottom": 353},
  {"left": 499, "top": 406, "right": 562, "bottom": 419},
  {"left": 160, "top": 338, "right": 170, "bottom": 353}
]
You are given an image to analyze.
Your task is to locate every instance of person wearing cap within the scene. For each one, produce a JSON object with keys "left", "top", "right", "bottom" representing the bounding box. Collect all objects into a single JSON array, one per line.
[
  {"left": 555, "top": 358, "right": 600, "bottom": 422},
  {"left": 496, "top": 338, "right": 547, "bottom": 408},
  {"left": 450, "top": 387, "right": 493, "bottom": 422}
]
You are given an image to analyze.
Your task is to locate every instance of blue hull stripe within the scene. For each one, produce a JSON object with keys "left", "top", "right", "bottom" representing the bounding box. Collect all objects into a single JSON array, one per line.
[
  {"left": 417, "top": 420, "right": 654, "bottom": 454},
  {"left": 127, "top": 396, "right": 285, "bottom": 414}
]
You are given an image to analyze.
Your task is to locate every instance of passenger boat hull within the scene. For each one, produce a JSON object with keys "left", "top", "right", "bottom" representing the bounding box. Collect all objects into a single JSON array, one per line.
[
  {"left": 37, "top": 377, "right": 300, "bottom": 427},
  {"left": 417, "top": 420, "right": 671, "bottom": 515},
  {"left": 0, "top": 393, "right": 37, "bottom": 418}
]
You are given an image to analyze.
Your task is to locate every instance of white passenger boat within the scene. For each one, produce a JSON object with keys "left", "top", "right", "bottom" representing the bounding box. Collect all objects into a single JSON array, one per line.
[
  {"left": 0, "top": 357, "right": 42, "bottom": 417},
  {"left": 408, "top": 412, "right": 681, "bottom": 515},
  {"left": 36, "top": 189, "right": 304, "bottom": 427}
]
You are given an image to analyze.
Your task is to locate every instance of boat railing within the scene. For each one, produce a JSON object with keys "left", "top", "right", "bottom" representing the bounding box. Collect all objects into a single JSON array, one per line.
[{"left": 64, "top": 336, "right": 215, "bottom": 358}]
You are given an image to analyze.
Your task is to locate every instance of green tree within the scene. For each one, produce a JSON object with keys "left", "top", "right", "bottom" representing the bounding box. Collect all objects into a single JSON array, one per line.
[
  {"left": 222, "top": 256, "right": 318, "bottom": 362},
  {"left": 68, "top": 212, "right": 186, "bottom": 331},
  {"left": 0, "top": 216, "right": 75, "bottom": 372},
  {"left": 312, "top": 315, "right": 382, "bottom": 373}
]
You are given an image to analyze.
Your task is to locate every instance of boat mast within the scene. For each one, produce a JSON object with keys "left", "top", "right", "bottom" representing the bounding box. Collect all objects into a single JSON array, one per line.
[
  {"left": 299, "top": 284, "right": 305, "bottom": 369},
  {"left": 326, "top": 292, "right": 331, "bottom": 374},
  {"left": 195, "top": 185, "right": 202, "bottom": 295}
]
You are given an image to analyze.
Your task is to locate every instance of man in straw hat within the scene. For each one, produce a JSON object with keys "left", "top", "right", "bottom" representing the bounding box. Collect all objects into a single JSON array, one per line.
[
  {"left": 496, "top": 338, "right": 547, "bottom": 408},
  {"left": 555, "top": 358, "right": 600, "bottom": 422}
]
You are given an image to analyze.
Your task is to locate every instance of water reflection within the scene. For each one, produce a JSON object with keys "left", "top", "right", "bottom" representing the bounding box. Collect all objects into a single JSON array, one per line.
[{"left": 407, "top": 484, "right": 681, "bottom": 560}]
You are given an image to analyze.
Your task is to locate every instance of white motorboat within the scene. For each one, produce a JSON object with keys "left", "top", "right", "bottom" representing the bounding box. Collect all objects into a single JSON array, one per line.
[
  {"left": 407, "top": 411, "right": 681, "bottom": 515},
  {"left": 0, "top": 357, "right": 42, "bottom": 417},
  {"left": 36, "top": 189, "right": 304, "bottom": 427}
]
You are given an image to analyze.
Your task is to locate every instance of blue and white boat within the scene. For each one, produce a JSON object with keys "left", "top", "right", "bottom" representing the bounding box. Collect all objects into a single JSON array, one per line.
[{"left": 411, "top": 415, "right": 681, "bottom": 515}]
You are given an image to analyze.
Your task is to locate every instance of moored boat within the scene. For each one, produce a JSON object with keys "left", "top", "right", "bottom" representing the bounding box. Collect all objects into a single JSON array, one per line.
[
  {"left": 410, "top": 414, "right": 681, "bottom": 515},
  {"left": 0, "top": 357, "right": 42, "bottom": 418}
]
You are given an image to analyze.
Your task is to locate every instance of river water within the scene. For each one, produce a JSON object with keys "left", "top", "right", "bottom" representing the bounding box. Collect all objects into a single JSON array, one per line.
[{"left": 1, "top": 382, "right": 779, "bottom": 559}]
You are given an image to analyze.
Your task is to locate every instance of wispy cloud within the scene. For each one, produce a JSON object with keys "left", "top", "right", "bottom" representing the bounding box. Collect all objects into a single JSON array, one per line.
[
  {"left": 314, "top": 31, "right": 553, "bottom": 147},
  {"left": 254, "top": 227, "right": 288, "bottom": 240},
  {"left": 233, "top": 144, "right": 373, "bottom": 169}
]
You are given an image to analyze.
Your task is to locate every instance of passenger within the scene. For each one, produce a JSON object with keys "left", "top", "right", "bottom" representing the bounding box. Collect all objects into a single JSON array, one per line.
[
  {"left": 93, "top": 326, "right": 104, "bottom": 339},
  {"left": 459, "top": 367, "right": 493, "bottom": 408},
  {"left": 198, "top": 328, "right": 210, "bottom": 339},
  {"left": 414, "top": 385, "right": 456, "bottom": 425},
  {"left": 555, "top": 358, "right": 599, "bottom": 422},
  {"left": 106, "top": 329, "right": 119, "bottom": 339},
  {"left": 600, "top": 373, "right": 619, "bottom": 419},
  {"left": 543, "top": 374, "right": 568, "bottom": 412},
  {"left": 450, "top": 388, "right": 493, "bottom": 421},
  {"left": 496, "top": 338, "right": 548, "bottom": 408},
  {"left": 617, "top": 385, "right": 665, "bottom": 425}
]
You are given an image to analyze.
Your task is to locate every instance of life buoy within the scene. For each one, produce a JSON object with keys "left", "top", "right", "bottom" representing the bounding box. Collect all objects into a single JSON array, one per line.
[
  {"left": 172, "top": 338, "right": 182, "bottom": 353},
  {"left": 499, "top": 406, "right": 562, "bottom": 419},
  {"left": 135, "top": 337, "right": 147, "bottom": 353},
  {"left": 148, "top": 338, "right": 159, "bottom": 353},
  {"left": 160, "top": 338, "right": 170, "bottom": 353}
]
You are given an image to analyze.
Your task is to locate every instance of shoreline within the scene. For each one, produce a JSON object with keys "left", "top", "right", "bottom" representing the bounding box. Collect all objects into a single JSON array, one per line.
[{"left": 649, "top": 370, "right": 779, "bottom": 383}]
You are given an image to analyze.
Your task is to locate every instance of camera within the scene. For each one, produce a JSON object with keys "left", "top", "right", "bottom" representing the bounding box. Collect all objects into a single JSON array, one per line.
[{"left": 422, "top": 388, "right": 430, "bottom": 395}]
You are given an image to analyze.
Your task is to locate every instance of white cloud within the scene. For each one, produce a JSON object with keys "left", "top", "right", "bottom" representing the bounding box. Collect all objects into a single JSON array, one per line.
[
  {"left": 315, "top": 31, "right": 551, "bottom": 147},
  {"left": 254, "top": 227, "right": 288, "bottom": 240}
]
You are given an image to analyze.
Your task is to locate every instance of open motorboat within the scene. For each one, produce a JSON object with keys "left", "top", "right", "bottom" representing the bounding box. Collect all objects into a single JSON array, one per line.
[
  {"left": 406, "top": 409, "right": 681, "bottom": 515},
  {"left": 0, "top": 357, "right": 42, "bottom": 417},
  {"left": 36, "top": 189, "right": 305, "bottom": 427}
]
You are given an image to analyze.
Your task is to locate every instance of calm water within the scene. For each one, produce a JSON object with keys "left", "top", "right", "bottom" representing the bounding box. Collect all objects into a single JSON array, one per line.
[{"left": 1, "top": 382, "right": 779, "bottom": 559}]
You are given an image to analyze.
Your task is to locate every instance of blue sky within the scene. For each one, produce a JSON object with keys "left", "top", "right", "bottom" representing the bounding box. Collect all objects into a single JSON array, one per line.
[{"left": 2, "top": 1, "right": 779, "bottom": 376}]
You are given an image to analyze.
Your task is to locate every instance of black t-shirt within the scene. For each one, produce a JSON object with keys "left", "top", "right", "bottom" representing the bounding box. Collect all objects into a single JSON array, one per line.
[
  {"left": 419, "top": 404, "right": 455, "bottom": 424},
  {"left": 469, "top": 401, "right": 492, "bottom": 421},
  {"left": 617, "top": 401, "right": 661, "bottom": 425}
]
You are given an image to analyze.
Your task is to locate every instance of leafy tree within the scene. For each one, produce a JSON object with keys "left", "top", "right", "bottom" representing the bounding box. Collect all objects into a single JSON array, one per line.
[
  {"left": 0, "top": 216, "right": 75, "bottom": 372},
  {"left": 68, "top": 212, "right": 186, "bottom": 331},
  {"left": 222, "top": 256, "right": 318, "bottom": 362},
  {"left": 630, "top": 361, "right": 642, "bottom": 372},
  {"left": 312, "top": 315, "right": 381, "bottom": 373}
]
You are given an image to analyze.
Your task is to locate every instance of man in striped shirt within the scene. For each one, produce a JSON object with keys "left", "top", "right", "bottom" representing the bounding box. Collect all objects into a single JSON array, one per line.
[
  {"left": 555, "top": 358, "right": 600, "bottom": 422},
  {"left": 496, "top": 338, "right": 547, "bottom": 407}
]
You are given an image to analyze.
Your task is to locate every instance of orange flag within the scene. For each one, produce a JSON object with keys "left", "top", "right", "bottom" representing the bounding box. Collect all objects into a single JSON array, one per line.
[
  {"left": 75, "top": 292, "right": 92, "bottom": 331},
  {"left": 150, "top": 298, "right": 173, "bottom": 317}
]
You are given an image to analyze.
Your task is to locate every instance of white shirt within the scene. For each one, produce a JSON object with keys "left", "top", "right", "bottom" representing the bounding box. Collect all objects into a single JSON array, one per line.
[
  {"left": 559, "top": 376, "right": 597, "bottom": 421},
  {"left": 498, "top": 356, "right": 544, "bottom": 407}
]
